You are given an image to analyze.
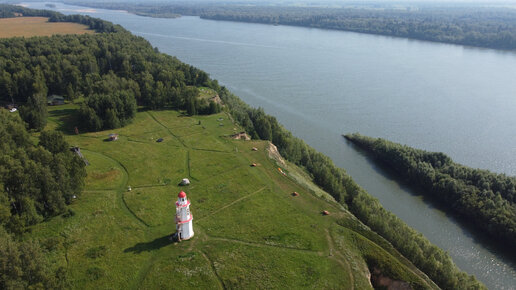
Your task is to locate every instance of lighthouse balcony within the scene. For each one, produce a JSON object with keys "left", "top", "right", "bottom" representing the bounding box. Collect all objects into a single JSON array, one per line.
[
  {"left": 175, "top": 200, "right": 191, "bottom": 207},
  {"left": 176, "top": 214, "right": 193, "bottom": 224}
]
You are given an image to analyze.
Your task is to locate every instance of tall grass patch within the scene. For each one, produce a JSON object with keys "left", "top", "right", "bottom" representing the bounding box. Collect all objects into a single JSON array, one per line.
[
  {"left": 191, "top": 168, "right": 267, "bottom": 219},
  {"left": 203, "top": 240, "right": 348, "bottom": 288},
  {"left": 189, "top": 151, "right": 241, "bottom": 181},
  {"left": 199, "top": 187, "right": 327, "bottom": 251},
  {"left": 124, "top": 185, "right": 178, "bottom": 227},
  {"left": 139, "top": 250, "right": 220, "bottom": 289},
  {"left": 83, "top": 151, "right": 125, "bottom": 190}
]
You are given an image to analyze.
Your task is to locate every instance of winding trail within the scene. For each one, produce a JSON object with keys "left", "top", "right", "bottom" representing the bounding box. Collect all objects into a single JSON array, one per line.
[
  {"left": 325, "top": 228, "right": 355, "bottom": 290},
  {"left": 186, "top": 150, "right": 196, "bottom": 181},
  {"left": 82, "top": 149, "right": 149, "bottom": 228},
  {"left": 208, "top": 236, "right": 323, "bottom": 254},
  {"left": 192, "top": 163, "right": 245, "bottom": 184},
  {"left": 339, "top": 226, "right": 437, "bottom": 289},
  {"left": 146, "top": 111, "right": 196, "bottom": 180},
  {"left": 146, "top": 111, "right": 187, "bottom": 147},
  {"left": 201, "top": 250, "right": 226, "bottom": 290},
  {"left": 196, "top": 186, "right": 267, "bottom": 222},
  {"left": 190, "top": 147, "right": 233, "bottom": 153}
]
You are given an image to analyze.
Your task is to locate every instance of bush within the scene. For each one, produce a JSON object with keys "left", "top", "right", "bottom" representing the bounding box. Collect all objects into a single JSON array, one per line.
[{"left": 85, "top": 246, "right": 107, "bottom": 259}]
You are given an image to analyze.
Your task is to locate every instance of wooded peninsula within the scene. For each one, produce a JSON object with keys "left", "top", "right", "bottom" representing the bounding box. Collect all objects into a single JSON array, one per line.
[
  {"left": 345, "top": 133, "right": 516, "bottom": 251},
  {"left": 0, "top": 4, "right": 486, "bottom": 289}
]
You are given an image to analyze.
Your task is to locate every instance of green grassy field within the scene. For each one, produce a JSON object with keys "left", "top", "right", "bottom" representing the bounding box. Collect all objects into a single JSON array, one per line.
[{"left": 28, "top": 105, "right": 439, "bottom": 289}]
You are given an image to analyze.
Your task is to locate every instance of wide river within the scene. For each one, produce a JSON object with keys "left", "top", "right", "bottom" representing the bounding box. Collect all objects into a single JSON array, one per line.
[{"left": 23, "top": 2, "right": 516, "bottom": 288}]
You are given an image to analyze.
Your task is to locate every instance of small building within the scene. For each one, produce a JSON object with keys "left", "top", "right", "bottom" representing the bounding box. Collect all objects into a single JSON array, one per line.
[
  {"left": 47, "top": 95, "right": 65, "bottom": 106},
  {"left": 108, "top": 134, "right": 119, "bottom": 141},
  {"left": 180, "top": 178, "right": 190, "bottom": 186}
]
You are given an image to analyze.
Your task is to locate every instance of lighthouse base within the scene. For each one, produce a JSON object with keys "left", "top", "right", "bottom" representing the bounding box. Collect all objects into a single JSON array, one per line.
[
  {"left": 171, "top": 232, "right": 194, "bottom": 242},
  {"left": 180, "top": 232, "right": 194, "bottom": 241}
]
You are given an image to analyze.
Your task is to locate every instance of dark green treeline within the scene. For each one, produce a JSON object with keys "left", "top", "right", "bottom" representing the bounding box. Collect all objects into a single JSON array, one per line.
[
  {"left": 0, "top": 109, "right": 85, "bottom": 289},
  {"left": 344, "top": 133, "right": 516, "bottom": 249},
  {"left": 66, "top": 2, "right": 516, "bottom": 50}
]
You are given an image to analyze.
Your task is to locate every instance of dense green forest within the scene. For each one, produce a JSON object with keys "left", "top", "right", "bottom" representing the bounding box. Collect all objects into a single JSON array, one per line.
[
  {"left": 345, "top": 133, "right": 516, "bottom": 249},
  {"left": 0, "top": 5, "right": 220, "bottom": 131},
  {"left": 200, "top": 6, "right": 516, "bottom": 50},
  {"left": 0, "top": 5, "right": 484, "bottom": 289},
  {"left": 0, "top": 111, "right": 86, "bottom": 231},
  {"left": 0, "top": 109, "right": 85, "bottom": 288},
  {"left": 66, "top": 1, "right": 516, "bottom": 50}
]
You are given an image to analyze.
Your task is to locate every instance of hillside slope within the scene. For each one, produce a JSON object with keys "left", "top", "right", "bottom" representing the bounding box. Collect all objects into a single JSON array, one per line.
[{"left": 27, "top": 105, "right": 438, "bottom": 289}]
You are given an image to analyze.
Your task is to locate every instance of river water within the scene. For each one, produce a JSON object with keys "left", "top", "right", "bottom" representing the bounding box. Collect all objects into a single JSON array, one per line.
[{"left": 22, "top": 2, "right": 516, "bottom": 288}]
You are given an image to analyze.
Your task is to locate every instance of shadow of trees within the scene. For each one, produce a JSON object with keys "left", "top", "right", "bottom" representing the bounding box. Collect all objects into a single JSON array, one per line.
[{"left": 48, "top": 108, "right": 79, "bottom": 134}]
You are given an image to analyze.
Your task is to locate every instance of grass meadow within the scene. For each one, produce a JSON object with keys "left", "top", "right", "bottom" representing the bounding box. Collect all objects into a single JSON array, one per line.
[{"left": 27, "top": 105, "right": 438, "bottom": 289}]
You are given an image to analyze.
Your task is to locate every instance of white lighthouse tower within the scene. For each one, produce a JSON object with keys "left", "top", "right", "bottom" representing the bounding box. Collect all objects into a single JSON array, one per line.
[{"left": 175, "top": 191, "right": 194, "bottom": 240}]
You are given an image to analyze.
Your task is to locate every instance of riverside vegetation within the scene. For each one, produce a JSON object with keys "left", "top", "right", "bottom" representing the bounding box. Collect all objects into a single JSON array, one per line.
[
  {"left": 66, "top": 1, "right": 516, "bottom": 50},
  {"left": 0, "top": 5, "right": 484, "bottom": 289},
  {"left": 344, "top": 133, "right": 516, "bottom": 250}
]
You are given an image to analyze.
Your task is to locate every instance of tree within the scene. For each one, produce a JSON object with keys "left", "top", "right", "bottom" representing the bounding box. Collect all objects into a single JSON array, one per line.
[
  {"left": 0, "top": 185, "right": 10, "bottom": 228},
  {"left": 77, "top": 92, "right": 136, "bottom": 131},
  {"left": 66, "top": 84, "right": 75, "bottom": 101},
  {"left": 78, "top": 104, "right": 102, "bottom": 131},
  {"left": 186, "top": 96, "right": 197, "bottom": 116},
  {"left": 254, "top": 114, "right": 272, "bottom": 141},
  {"left": 19, "top": 94, "right": 47, "bottom": 131},
  {"left": 0, "top": 71, "right": 14, "bottom": 102},
  {"left": 104, "top": 108, "right": 120, "bottom": 129},
  {"left": 31, "top": 66, "right": 48, "bottom": 98},
  {"left": 208, "top": 101, "right": 220, "bottom": 114},
  {"left": 0, "top": 229, "right": 63, "bottom": 289},
  {"left": 39, "top": 131, "right": 68, "bottom": 154}
]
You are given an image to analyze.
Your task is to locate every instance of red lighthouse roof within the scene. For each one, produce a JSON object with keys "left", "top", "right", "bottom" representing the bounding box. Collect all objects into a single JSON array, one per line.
[{"left": 178, "top": 191, "right": 187, "bottom": 198}]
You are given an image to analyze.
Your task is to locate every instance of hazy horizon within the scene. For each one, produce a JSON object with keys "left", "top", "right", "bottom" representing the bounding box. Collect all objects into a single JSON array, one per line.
[{"left": 7, "top": 0, "right": 516, "bottom": 6}]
